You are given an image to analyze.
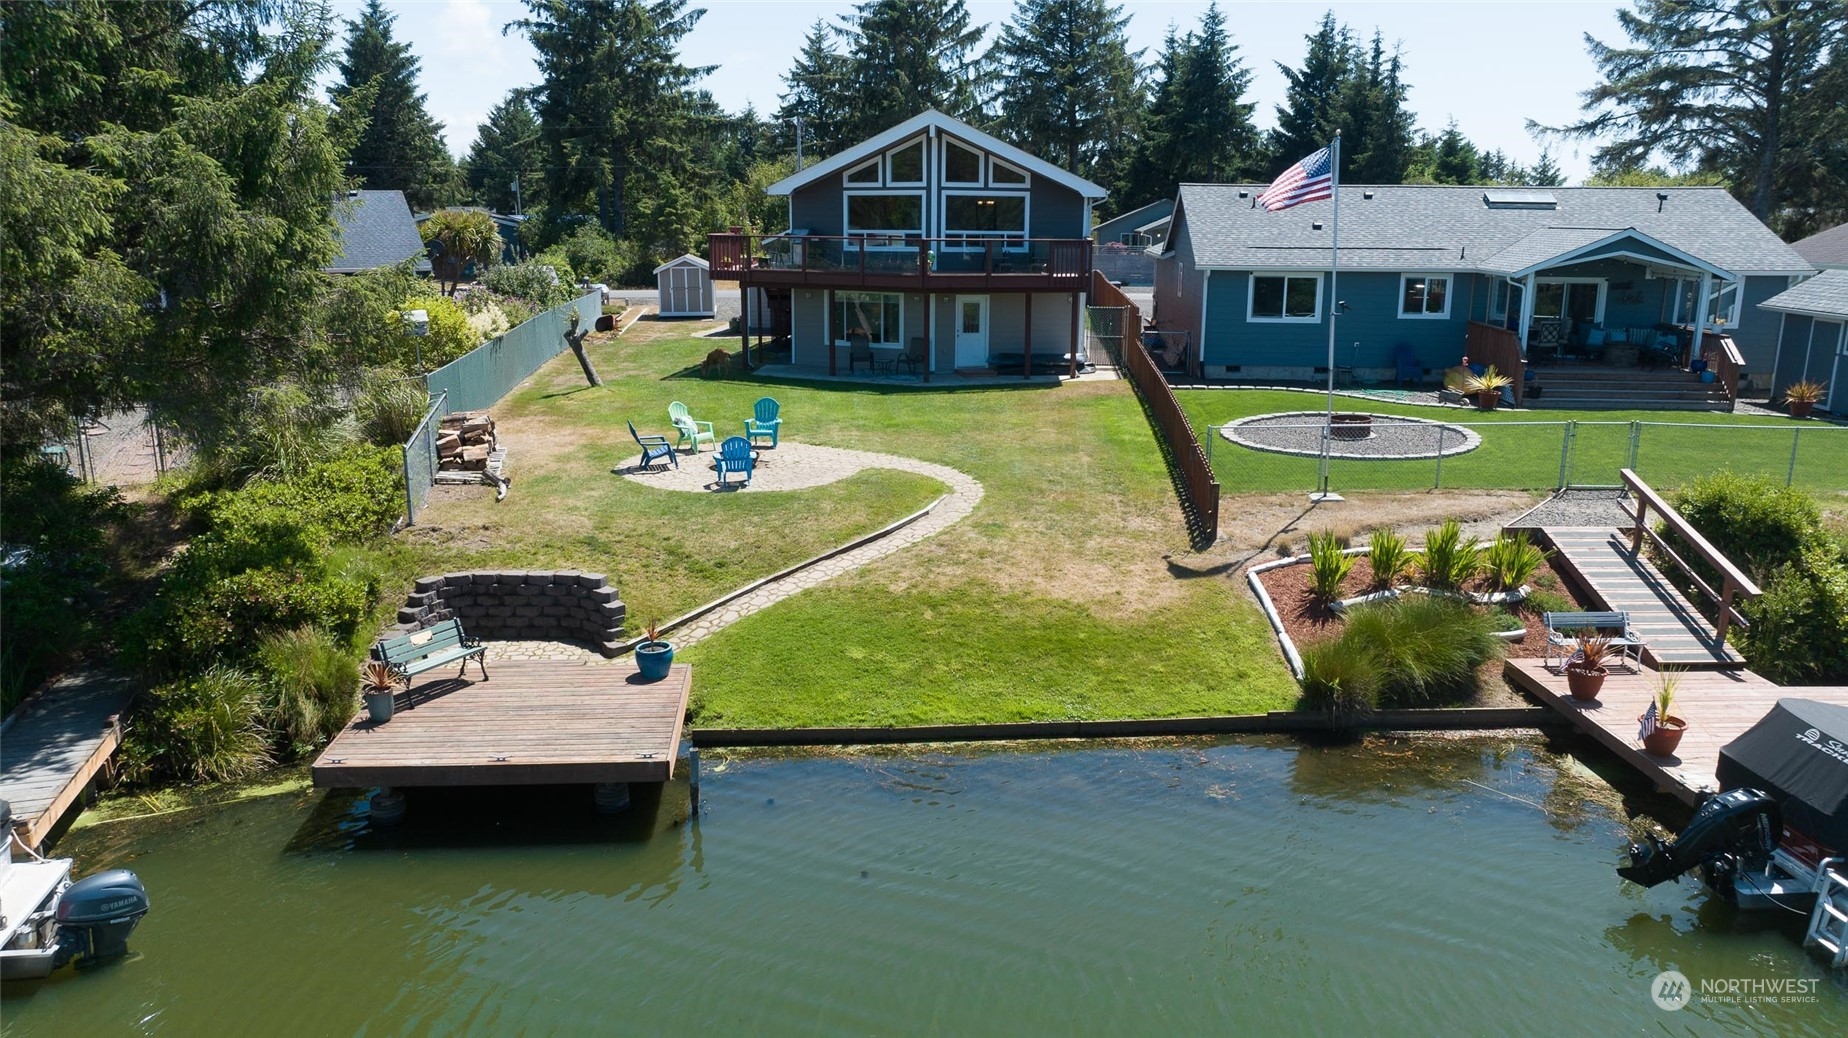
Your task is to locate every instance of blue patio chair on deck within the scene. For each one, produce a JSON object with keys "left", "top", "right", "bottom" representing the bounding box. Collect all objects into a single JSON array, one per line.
[
  {"left": 1392, "top": 343, "right": 1420, "bottom": 387},
  {"left": 714, "top": 435, "right": 754, "bottom": 488},
  {"left": 626, "top": 420, "right": 677, "bottom": 470},
  {"left": 744, "top": 397, "right": 781, "bottom": 448},
  {"left": 668, "top": 401, "right": 716, "bottom": 453}
]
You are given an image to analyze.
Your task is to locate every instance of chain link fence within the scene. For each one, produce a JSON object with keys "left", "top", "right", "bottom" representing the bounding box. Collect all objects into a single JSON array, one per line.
[
  {"left": 399, "top": 390, "right": 447, "bottom": 527},
  {"left": 42, "top": 408, "right": 185, "bottom": 487},
  {"left": 1203, "top": 417, "right": 1848, "bottom": 495}
]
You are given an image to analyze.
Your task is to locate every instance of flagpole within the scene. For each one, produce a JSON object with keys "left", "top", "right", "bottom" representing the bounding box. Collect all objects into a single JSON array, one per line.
[{"left": 1315, "top": 132, "right": 1342, "bottom": 501}]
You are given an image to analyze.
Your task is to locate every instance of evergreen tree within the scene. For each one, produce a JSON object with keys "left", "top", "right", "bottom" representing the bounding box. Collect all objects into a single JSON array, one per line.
[
  {"left": 1118, "top": 27, "right": 1187, "bottom": 205},
  {"left": 988, "top": 0, "right": 1142, "bottom": 183},
  {"left": 1409, "top": 120, "right": 1482, "bottom": 185},
  {"left": 1270, "top": 11, "right": 1351, "bottom": 169},
  {"left": 1341, "top": 31, "right": 1413, "bottom": 183},
  {"left": 837, "top": 0, "right": 988, "bottom": 140},
  {"left": 773, "top": 20, "right": 853, "bottom": 162},
  {"left": 1527, "top": 146, "right": 1566, "bottom": 187},
  {"left": 329, "top": 0, "right": 454, "bottom": 210},
  {"left": 463, "top": 90, "right": 542, "bottom": 214},
  {"left": 1122, "top": 4, "right": 1258, "bottom": 199}
]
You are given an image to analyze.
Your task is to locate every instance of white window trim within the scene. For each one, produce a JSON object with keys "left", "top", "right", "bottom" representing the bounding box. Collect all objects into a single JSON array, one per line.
[
  {"left": 844, "top": 157, "right": 881, "bottom": 186},
  {"left": 1664, "top": 277, "right": 1741, "bottom": 329},
  {"left": 1705, "top": 279, "right": 1742, "bottom": 328},
  {"left": 831, "top": 290, "right": 905, "bottom": 347},
  {"left": 941, "top": 138, "right": 985, "bottom": 186},
  {"left": 843, "top": 190, "right": 925, "bottom": 249},
  {"left": 885, "top": 139, "right": 926, "bottom": 186},
  {"left": 940, "top": 189, "right": 1030, "bottom": 248},
  {"left": 1247, "top": 272, "right": 1323, "bottom": 323},
  {"left": 1398, "top": 272, "right": 1454, "bottom": 319},
  {"left": 989, "top": 156, "right": 1029, "bottom": 187},
  {"left": 1490, "top": 279, "right": 1508, "bottom": 319},
  {"left": 1533, "top": 277, "right": 1607, "bottom": 325}
]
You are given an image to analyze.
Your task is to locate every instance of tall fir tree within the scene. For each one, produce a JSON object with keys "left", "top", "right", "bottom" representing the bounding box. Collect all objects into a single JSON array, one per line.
[
  {"left": 1269, "top": 11, "right": 1351, "bottom": 170},
  {"left": 773, "top": 20, "right": 854, "bottom": 161},
  {"left": 1123, "top": 3, "right": 1257, "bottom": 199},
  {"left": 1341, "top": 31, "right": 1413, "bottom": 183},
  {"left": 837, "top": 0, "right": 988, "bottom": 141},
  {"left": 463, "top": 90, "right": 542, "bottom": 215},
  {"left": 988, "top": 0, "right": 1142, "bottom": 184},
  {"left": 329, "top": 0, "right": 454, "bottom": 210}
]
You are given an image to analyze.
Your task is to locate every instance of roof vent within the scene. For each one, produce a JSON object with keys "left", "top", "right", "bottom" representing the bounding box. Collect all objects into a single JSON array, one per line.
[
  {"left": 1312, "top": 221, "right": 1324, "bottom": 231},
  {"left": 1483, "top": 189, "right": 1557, "bottom": 210},
  {"left": 1363, "top": 190, "right": 1375, "bottom": 200},
  {"left": 1238, "top": 189, "right": 1249, "bottom": 199},
  {"left": 1657, "top": 191, "right": 1669, "bottom": 212}
]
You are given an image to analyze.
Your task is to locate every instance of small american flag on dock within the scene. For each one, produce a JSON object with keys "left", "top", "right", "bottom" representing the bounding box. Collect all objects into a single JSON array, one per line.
[
  {"left": 1257, "top": 147, "right": 1335, "bottom": 212},
  {"left": 1638, "top": 701, "right": 1659, "bottom": 741}
]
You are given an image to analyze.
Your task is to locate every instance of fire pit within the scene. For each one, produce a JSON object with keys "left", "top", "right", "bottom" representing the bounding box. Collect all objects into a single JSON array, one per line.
[
  {"left": 1330, "top": 413, "right": 1373, "bottom": 440},
  {"left": 1221, "top": 411, "right": 1483, "bottom": 460}
]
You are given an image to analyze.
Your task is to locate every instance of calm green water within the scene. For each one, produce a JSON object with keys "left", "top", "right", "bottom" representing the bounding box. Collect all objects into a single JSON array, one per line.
[{"left": 4, "top": 736, "right": 1846, "bottom": 1036}]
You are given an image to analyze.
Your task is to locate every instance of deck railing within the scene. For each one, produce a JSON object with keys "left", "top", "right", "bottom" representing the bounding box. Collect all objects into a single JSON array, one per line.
[
  {"left": 709, "top": 233, "right": 1092, "bottom": 291},
  {"left": 1620, "top": 468, "right": 1762, "bottom": 645},
  {"left": 1093, "top": 271, "right": 1219, "bottom": 544},
  {"left": 1701, "top": 332, "right": 1744, "bottom": 409},
  {"left": 1466, "top": 321, "right": 1525, "bottom": 407}
]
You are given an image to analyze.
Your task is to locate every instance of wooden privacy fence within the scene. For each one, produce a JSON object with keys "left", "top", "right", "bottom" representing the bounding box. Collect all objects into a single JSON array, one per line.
[
  {"left": 1465, "top": 322, "right": 1525, "bottom": 407},
  {"left": 1091, "top": 271, "right": 1220, "bottom": 544},
  {"left": 1701, "top": 332, "right": 1745, "bottom": 407}
]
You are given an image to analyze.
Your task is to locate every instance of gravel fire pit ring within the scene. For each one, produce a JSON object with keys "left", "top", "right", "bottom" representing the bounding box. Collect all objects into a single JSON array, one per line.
[{"left": 1222, "top": 411, "right": 1482, "bottom": 460}]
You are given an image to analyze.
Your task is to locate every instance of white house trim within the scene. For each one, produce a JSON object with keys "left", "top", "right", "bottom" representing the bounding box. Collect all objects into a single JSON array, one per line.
[
  {"left": 1498, "top": 228, "right": 1738, "bottom": 282},
  {"left": 766, "top": 109, "right": 1108, "bottom": 199}
]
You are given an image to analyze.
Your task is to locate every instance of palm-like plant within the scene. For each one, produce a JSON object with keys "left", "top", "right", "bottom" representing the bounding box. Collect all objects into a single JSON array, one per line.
[{"left": 421, "top": 208, "right": 503, "bottom": 295}]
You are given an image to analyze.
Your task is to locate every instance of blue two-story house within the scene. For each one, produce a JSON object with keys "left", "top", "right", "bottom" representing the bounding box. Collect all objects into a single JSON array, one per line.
[
  {"left": 709, "top": 110, "right": 1107, "bottom": 378},
  {"left": 1153, "top": 184, "right": 1814, "bottom": 396}
]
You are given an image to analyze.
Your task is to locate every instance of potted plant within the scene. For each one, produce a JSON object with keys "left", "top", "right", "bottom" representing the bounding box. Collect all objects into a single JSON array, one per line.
[
  {"left": 635, "top": 620, "right": 674, "bottom": 681},
  {"left": 1564, "top": 633, "right": 1610, "bottom": 701},
  {"left": 362, "top": 660, "right": 398, "bottom": 724},
  {"left": 1784, "top": 380, "right": 1825, "bottom": 419},
  {"left": 1463, "top": 365, "right": 1513, "bottom": 410},
  {"left": 1640, "top": 669, "right": 1687, "bottom": 757}
]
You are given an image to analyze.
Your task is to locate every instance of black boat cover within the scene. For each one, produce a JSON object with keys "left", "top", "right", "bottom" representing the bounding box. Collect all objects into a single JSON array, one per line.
[{"left": 1716, "top": 698, "right": 1848, "bottom": 852}]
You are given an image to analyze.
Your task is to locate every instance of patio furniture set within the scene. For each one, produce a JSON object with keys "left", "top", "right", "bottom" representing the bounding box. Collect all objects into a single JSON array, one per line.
[{"left": 627, "top": 397, "right": 782, "bottom": 488}]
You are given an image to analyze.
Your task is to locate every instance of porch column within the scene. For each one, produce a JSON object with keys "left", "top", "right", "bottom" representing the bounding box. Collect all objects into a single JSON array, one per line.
[
  {"left": 1517, "top": 274, "right": 1537, "bottom": 355},
  {"left": 1691, "top": 272, "right": 1713, "bottom": 368},
  {"left": 1069, "top": 292, "right": 1080, "bottom": 378},
  {"left": 1023, "top": 293, "right": 1033, "bottom": 380},
  {"left": 740, "top": 284, "right": 751, "bottom": 368},
  {"left": 924, "top": 293, "right": 933, "bottom": 383},
  {"left": 826, "top": 289, "right": 835, "bottom": 376}
]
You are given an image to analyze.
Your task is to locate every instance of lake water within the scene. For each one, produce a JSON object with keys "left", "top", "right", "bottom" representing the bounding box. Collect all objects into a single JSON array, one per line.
[{"left": 4, "top": 736, "right": 1845, "bottom": 1036}]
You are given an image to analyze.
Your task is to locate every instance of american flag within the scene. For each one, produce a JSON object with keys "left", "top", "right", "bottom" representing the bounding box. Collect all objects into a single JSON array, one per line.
[
  {"left": 1257, "top": 147, "right": 1335, "bottom": 212},
  {"left": 1638, "top": 701, "right": 1658, "bottom": 741}
]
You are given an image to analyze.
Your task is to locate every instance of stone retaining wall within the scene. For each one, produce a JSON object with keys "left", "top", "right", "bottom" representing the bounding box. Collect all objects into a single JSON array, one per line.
[{"left": 390, "top": 571, "right": 626, "bottom": 656}]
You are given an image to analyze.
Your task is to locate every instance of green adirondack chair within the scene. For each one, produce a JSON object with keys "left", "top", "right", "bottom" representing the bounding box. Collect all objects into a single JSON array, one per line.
[
  {"left": 668, "top": 401, "right": 716, "bottom": 453},
  {"left": 744, "top": 397, "right": 781, "bottom": 448}
]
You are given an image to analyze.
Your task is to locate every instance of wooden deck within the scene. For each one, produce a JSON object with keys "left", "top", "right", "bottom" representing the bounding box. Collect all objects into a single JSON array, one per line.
[
  {"left": 1542, "top": 527, "right": 1745, "bottom": 667},
  {"left": 0, "top": 670, "right": 135, "bottom": 850},
  {"left": 1505, "top": 659, "right": 1848, "bottom": 805},
  {"left": 311, "top": 661, "right": 690, "bottom": 789}
]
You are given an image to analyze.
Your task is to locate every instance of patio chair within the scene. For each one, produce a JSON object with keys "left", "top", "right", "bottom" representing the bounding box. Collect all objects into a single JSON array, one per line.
[
  {"left": 626, "top": 420, "right": 677, "bottom": 470},
  {"left": 668, "top": 401, "right": 716, "bottom": 454},
  {"left": 899, "top": 337, "right": 927, "bottom": 375},
  {"left": 714, "top": 435, "right": 754, "bottom": 488},
  {"left": 744, "top": 397, "right": 781, "bottom": 448},
  {"left": 848, "top": 331, "right": 874, "bottom": 373},
  {"left": 1392, "top": 343, "right": 1420, "bottom": 387}
]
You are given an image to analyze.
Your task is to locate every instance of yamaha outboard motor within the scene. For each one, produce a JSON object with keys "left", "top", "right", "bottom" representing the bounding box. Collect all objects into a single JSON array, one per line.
[
  {"left": 1619, "top": 789, "right": 1781, "bottom": 893},
  {"left": 53, "top": 870, "right": 149, "bottom": 967}
]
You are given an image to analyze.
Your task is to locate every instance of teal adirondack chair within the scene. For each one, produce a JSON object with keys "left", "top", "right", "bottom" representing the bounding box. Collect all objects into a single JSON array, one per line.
[
  {"left": 668, "top": 401, "right": 715, "bottom": 454},
  {"left": 744, "top": 397, "right": 781, "bottom": 448},
  {"left": 714, "top": 436, "right": 755, "bottom": 488}
]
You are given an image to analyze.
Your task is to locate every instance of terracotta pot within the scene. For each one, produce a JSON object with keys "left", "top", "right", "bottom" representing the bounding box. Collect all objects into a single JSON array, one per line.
[
  {"left": 1476, "top": 390, "right": 1500, "bottom": 411},
  {"left": 1641, "top": 714, "right": 1687, "bottom": 757},
  {"left": 1790, "top": 399, "right": 1815, "bottom": 419},
  {"left": 1565, "top": 665, "right": 1606, "bottom": 702}
]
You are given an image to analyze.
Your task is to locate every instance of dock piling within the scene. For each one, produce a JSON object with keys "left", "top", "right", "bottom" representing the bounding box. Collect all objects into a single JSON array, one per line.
[{"left": 688, "top": 746, "right": 701, "bottom": 818}]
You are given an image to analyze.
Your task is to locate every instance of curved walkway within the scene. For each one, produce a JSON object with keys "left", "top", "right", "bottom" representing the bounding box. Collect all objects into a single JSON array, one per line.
[{"left": 491, "top": 444, "right": 983, "bottom": 662}]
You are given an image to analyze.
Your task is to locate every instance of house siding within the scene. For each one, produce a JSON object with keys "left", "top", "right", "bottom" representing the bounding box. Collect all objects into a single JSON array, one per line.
[
  {"left": 1769, "top": 313, "right": 1847, "bottom": 399},
  {"left": 1201, "top": 269, "right": 1472, "bottom": 380},
  {"left": 1734, "top": 275, "right": 1788, "bottom": 376}
]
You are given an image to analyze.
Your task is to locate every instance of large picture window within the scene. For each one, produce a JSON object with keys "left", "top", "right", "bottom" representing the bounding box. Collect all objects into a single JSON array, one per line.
[
  {"left": 832, "top": 292, "right": 903, "bottom": 346},
  {"left": 845, "top": 193, "right": 923, "bottom": 246},
  {"left": 1399, "top": 274, "right": 1451, "bottom": 318},
  {"left": 944, "top": 194, "right": 1026, "bottom": 239},
  {"left": 1249, "top": 273, "right": 1321, "bottom": 321}
]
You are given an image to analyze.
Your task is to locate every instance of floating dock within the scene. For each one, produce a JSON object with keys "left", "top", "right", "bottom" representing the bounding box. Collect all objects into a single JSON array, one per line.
[{"left": 311, "top": 661, "right": 689, "bottom": 789}]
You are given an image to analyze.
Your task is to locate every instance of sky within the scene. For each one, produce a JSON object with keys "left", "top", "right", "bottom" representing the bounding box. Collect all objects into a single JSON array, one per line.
[{"left": 324, "top": 0, "right": 1633, "bottom": 184}]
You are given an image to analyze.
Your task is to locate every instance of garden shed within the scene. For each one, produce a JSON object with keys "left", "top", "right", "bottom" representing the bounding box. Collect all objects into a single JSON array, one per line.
[{"left": 654, "top": 254, "right": 714, "bottom": 318}]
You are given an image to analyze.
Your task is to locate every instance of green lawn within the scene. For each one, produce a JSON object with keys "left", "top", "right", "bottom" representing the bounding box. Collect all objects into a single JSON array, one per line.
[
  {"left": 1176, "top": 389, "right": 1848, "bottom": 495},
  {"left": 408, "top": 321, "right": 1302, "bottom": 727}
]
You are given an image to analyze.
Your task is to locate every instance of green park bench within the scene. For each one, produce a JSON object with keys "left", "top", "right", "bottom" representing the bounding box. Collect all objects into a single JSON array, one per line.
[{"left": 376, "top": 618, "right": 489, "bottom": 688}]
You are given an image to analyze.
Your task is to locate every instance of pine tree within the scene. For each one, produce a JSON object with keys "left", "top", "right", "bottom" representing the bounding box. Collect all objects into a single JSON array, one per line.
[
  {"left": 1527, "top": 147, "right": 1565, "bottom": 187},
  {"left": 988, "top": 0, "right": 1142, "bottom": 182},
  {"left": 1270, "top": 11, "right": 1352, "bottom": 172},
  {"left": 1424, "top": 120, "right": 1482, "bottom": 184},
  {"left": 329, "top": 0, "right": 454, "bottom": 210},
  {"left": 1118, "top": 27, "right": 1187, "bottom": 205},
  {"left": 774, "top": 21, "right": 854, "bottom": 162},
  {"left": 1342, "top": 32, "right": 1413, "bottom": 184},
  {"left": 837, "top": 0, "right": 988, "bottom": 140},
  {"left": 1121, "top": 5, "right": 1259, "bottom": 200},
  {"left": 463, "top": 90, "right": 542, "bottom": 214}
]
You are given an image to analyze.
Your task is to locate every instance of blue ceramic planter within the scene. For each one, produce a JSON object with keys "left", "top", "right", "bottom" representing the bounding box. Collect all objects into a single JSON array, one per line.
[{"left": 636, "top": 641, "right": 674, "bottom": 681}]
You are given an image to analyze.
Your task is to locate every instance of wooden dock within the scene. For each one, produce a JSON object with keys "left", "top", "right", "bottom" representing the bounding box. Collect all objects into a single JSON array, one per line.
[
  {"left": 1505, "top": 659, "right": 1848, "bottom": 805},
  {"left": 1542, "top": 527, "right": 1745, "bottom": 668},
  {"left": 311, "top": 661, "right": 690, "bottom": 789},
  {"left": 0, "top": 670, "right": 135, "bottom": 850}
]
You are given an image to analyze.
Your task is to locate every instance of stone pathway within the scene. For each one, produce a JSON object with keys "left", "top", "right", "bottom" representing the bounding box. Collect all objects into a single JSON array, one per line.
[{"left": 467, "top": 444, "right": 983, "bottom": 663}]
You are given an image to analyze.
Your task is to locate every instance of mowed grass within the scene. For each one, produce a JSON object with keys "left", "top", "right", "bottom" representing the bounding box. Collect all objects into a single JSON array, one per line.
[
  {"left": 414, "top": 319, "right": 1300, "bottom": 726},
  {"left": 1176, "top": 389, "right": 1848, "bottom": 494}
]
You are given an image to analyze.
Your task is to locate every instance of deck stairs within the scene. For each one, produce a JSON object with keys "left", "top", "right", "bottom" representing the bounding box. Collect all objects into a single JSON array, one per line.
[
  {"left": 1530, "top": 366, "right": 1732, "bottom": 412},
  {"left": 1805, "top": 864, "right": 1848, "bottom": 969},
  {"left": 1541, "top": 527, "right": 1745, "bottom": 668}
]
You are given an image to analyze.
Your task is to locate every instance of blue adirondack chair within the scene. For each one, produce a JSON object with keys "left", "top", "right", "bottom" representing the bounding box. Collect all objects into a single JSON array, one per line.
[
  {"left": 714, "top": 436, "right": 754, "bottom": 488},
  {"left": 1392, "top": 343, "right": 1421, "bottom": 387},
  {"left": 744, "top": 397, "right": 781, "bottom": 448},
  {"left": 668, "top": 401, "right": 716, "bottom": 453},
  {"left": 627, "top": 420, "right": 677, "bottom": 470}
]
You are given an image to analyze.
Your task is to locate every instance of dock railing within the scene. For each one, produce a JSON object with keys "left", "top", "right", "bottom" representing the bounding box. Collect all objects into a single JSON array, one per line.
[{"left": 1620, "top": 467, "right": 1762, "bottom": 645}]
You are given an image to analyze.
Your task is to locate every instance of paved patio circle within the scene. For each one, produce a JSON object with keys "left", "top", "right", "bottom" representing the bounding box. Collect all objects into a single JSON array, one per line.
[
  {"left": 1221, "top": 411, "right": 1482, "bottom": 460},
  {"left": 618, "top": 441, "right": 940, "bottom": 493}
]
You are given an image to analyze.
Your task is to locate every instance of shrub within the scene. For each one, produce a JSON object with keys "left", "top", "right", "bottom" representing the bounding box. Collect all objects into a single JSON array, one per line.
[
  {"left": 1338, "top": 596, "right": 1504, "bottom": 706},
  {"left": 1743, "top": 546, "right": 1848, "bottom": 684},
  {"left": 356, "top": 377, "right": 430, "bottom": 448},
  {"left": 120, "top": 666, "right": 271, "bottom": 784},
  {"left": 393, "top": 295, "right": 481, "bottom": 371},
  {"left": 195, "top": 385, "right": 351, "bottom": 485},
  {"left": 1307, "top": 529, "right": 1355, "bottom": 601},
  {"left": 480, "top": 261, "right": 573, "bottom": 309},
  {"left": 1523, "top": 588, "right": 1577, "bottom": 616},
  {"left": 1670, "top": 472, "right": 1823, "bottom": 580},
  {"left": 1484, "top": 531, "right": 1546, "bottom": 591},
  {"left": 465, "top": 299, "right": 512, "bottom": 341},
  {"left": 556, "top": 224, "right": 640, "bottom": 285},
  {"left": 1416, "top": 519, "right": 1481, "bottom": 590},
  {"left": 257, "top": 626, "right": 360, "bottom": 755},
  {"left": 1367, "top": 529, "right": 1411, "bottom": 590},
  {"left": 1300, "top": 642, "right": 1381, "bottom": 723}
]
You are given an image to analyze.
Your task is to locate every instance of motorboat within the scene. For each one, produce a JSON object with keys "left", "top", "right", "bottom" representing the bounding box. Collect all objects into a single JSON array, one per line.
[
  {"left": 1, "top": 798, "right": 150, "bottom": 981},
  {"left": 1617, "top": 698, "right": 1848, "bottom": 967}
]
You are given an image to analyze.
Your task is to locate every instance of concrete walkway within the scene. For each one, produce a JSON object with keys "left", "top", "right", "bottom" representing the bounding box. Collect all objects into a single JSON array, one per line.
[{"left": 490, "top": 444, "right": 983, "bottom": 661}]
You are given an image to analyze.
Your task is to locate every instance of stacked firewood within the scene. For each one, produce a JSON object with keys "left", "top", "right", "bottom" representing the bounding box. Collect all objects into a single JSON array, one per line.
[{"left": 437, "top": 411, "right": 498, "bottom": 471}]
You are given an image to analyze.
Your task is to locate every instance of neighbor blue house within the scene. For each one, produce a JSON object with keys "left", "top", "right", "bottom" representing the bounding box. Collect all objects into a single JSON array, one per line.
[
  {"left": 1761, "top": 268, "right": 1848, "bottom": 412},
  {"left": 1152, "top": 184, "right": 1814, "bottom": 398}
]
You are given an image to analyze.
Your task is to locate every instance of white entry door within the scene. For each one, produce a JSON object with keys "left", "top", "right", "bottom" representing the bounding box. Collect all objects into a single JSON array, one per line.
[{"left": 954, "top": 295, "right": 989, "bottom": 367}]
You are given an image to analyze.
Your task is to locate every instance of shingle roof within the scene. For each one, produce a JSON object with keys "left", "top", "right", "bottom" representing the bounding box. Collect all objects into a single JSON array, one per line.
[
  {"left": 1172, "top": 184, "right": 1812, "bottom": 276},
  {"left": 765, "top": 109, "right": 1109, "bottom": 200},
  {"left": 325, "top": 190, "right": 427, "bottom": 274},
  {"left": 1791, "top": 224, "right": 1848, "bottom": 269},
  {"left": 1759, "top": 269, "right": 1848, "bottom": 318}
]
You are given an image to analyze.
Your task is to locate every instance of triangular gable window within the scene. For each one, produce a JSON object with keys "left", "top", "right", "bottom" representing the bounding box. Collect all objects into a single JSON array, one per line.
[
  {"left": 845, "top": 158, "right": 881, "bottom": 185},
  {"left": 944, "top": 139, "right": 983, "bottom": 184},
  {"left": 887, "top": 140, "right": 925, "bottom": 184},
  {"left": 990, "top": 157, "right": 1028, "bottom": 186}
]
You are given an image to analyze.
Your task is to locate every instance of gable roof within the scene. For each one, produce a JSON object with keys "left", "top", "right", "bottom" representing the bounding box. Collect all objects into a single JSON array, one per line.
[
  {"left": 1759, "top": 269, "right": 1848, "bottom": 319},
  {"left": 765, "top": 109, "right": 1108, "bottom": 200},
  {"left": 1792, "top": 224, "right": 1848, "bottom": 269},
  {"left": 325, "top": 190, "right": 428, "bottom": 274},
  {"left": 652, "top": 253, "right": 709, "bottom": 274},
  {"left": 1094, "top": 198, "right": 1174, "bottom": 240},
  {"left": 1168, "top": 184, "right": 1812, "bottom": 278}
]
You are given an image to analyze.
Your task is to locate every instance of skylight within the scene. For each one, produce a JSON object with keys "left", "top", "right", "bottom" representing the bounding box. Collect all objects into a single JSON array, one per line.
[{"left": 1483, "top": 190, "right": 1558, "bottom": 210}]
